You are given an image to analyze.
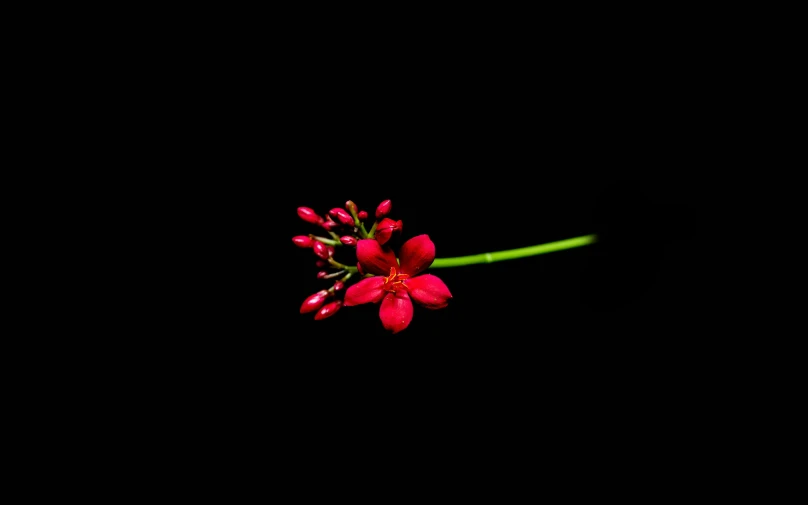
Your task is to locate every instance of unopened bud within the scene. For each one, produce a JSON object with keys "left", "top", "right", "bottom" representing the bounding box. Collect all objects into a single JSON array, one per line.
[
  {"left": 317, "top": 271, "right": 328, "bottom": 279},
  {"left": 313, "top": 241, "right": 330, "bottom": 260},
  {"left": 300, "top": 290, "right": 330, "bottom": 314},
  {"left": 315, "top": 260, "right": 327, "bottom": 267},
  {"left": 340, "top": 236, "right": 357, "bottom": 246},
  {"left": 357, "top": 210, "right": 368, "bottom": 221},
  {"left": 345, "top": 200, "right": 358, "bottom": 214},
  {"left": 329, "top": 208, "right": 355, "bottom": 226},
  {"left": 321, "top": 219, "right": 340, "bottom": 231},
  {"left": 314, "top": 300, "right": 342, "bottom": 320},
  {"left": 333, "top": 280, "right": 345, "bottom": 292},
  {"left": 298, "top": 207, "right": 324, "bottom": 225},
  {"left": 375, "top": 199, "right": 392, "bottom": 219},
  {"left": 292, "top": 235, "right": 314, "bottom": 248}
]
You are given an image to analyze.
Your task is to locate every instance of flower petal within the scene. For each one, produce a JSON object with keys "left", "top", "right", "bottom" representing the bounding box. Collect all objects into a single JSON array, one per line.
[
  {"left": 344, "top": 277, "right": 386, "bottom": 306},
  {"left": 356, "top": 239, "right": 398, "bottom": 275},
  {"left": 398, "top": 234, "right": 435, "bottom": 276},
  {"left": 406, "top": 274, "right": 452, "bottom": 309},
  {"left": 379, "top": 291, "right": 414, "bottom": 334},
  {"left": 374, "top": 217, "right": 400, "bottom": 246}
]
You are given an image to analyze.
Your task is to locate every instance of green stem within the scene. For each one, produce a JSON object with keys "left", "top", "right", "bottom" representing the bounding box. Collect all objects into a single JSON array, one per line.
[
  {"left": 367, "top": 220, "right": 379, "bottom": 239},
  {"left": 310, "top": 234, "right": 341, "bottom": 246},
  {"left": 328, "top": 257, "right": 358, "bottom": 273},
  {"left": 430, "top": 234, "right": 597, "bottom": 268}
]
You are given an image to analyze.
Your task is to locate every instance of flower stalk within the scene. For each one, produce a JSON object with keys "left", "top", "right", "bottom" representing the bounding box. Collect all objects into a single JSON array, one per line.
[{"left": 430, "top": 234, "right": 597, "bottom": 268}]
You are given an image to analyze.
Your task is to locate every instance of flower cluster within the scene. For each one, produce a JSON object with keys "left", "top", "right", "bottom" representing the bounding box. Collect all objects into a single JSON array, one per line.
[{"left": 293, "top": 199, "right": 452, "bottom": 333}]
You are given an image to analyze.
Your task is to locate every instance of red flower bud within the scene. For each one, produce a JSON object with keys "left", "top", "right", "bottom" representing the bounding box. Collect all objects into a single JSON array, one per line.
[
  {"left": 321, "top": 219, "right": 340, "bottom": 231},
  {"left": 292, "top": 235, "right": 313, "bottom": 248},
  {"left": 340, "top": 236, "right": 357, "bottom": 246},
  {"left": 375, "top": 199, "right": 392, "bottom": 219},
  {"left": 313, "top": 241, "right": 330, "bottom": 260},
  {"left": 315, "top": 260, "right": 327, "bottom": 267},
  {"left": 375, "top": 218, "right": 403, "bottom": 246},
  {"left": 357, "top": 210, "right": 368, "bottom": 221},
  {"left": 327, "top": 246, "right": 335, "bottom": 258},
  {"left": 300, "top": 290, "right": 330, "bottom": 314},
  {"left": 329, "top": 208, "right": 355, "bottom": 226},
  {"left": 333, "top": 281, "right": 345, "bottom": 292},
  {"left": 298, "top": 207, "right": 324, "bottom": 225},
  {"left": 317, "top": 271, "right": 328, "bottom": 279},
  {"left": 314, "top": 300, "right": 342, "bottom": 320},
  {"left": 345, "top": 200, "right": 358, "bottom": 214}
]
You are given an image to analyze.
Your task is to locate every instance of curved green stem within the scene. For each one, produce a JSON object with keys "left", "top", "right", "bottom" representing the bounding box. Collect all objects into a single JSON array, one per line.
[{"left": 430, "top": 234, "right": 597, "bottom": 268}]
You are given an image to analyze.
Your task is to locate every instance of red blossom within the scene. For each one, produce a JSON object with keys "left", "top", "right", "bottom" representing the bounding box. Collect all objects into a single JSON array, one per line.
[
  {"left": 344, "top": 235, "right": 452, "bottom": 334},
  {"left": 375, "top": 218, "right": 402, "bottom": 246}
]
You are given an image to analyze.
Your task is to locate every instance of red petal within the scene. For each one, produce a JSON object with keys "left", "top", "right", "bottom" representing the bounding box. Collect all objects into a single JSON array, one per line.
[
  {"left": 406, "top": 274, "right": 452, "bottom": 309},
  {"left": 398, "top": 234, "right": 435, "bottom": 276},
  {"left": 356, "top": 239, "right": 398, "bottom": 276},
  {"left": 344, "top": 277, "right": 386, "bottom": 306},
  {"left": 374, "top": 218, "right": 398, "bottom": 246},
  {"left": 375, "top": 227, "right": 392, "bottom": 246},
  {"left": 379, "top": 291, "right": 414, "bottom": 334}
]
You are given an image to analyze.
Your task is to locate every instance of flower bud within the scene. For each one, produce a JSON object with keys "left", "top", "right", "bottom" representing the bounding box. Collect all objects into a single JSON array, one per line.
[
  {"left": 345, "top": 200, "right": 358, "bottom": 214},
  {"left": 357, "top": 210, "right": 368, "bottom": 221},
  {"left": 292, "top": 235, "right": 313, "bottom": 248},
  {"left": 317, "top": 271, "right": 328, "bottom": 279},
  {"left": 340, "top": 236, "right": 357, "bottom": 246},
  {"left": 321, "top": 219, "right": 340, "bottom": 231},
  {"left": 298, "top": 207, "right": 324, "bottom": 225},
  {"left": 300, "top": 290, "right": 330, "bottom": 314},
  {"left": 313, "top": 241, "right": 330, "bottom": 260},
  {"left": 375, "top": 218, "right": 403, "bottom": 246},
  {"left": 375, "top": 199, "right": 392, "bottom": 219},
  {"left": 315, "top": 260, "right": 327, "bottom": 267},
  {"left": 333, "top": 281, "right": 345, "bottom": 292},
  {"left": 329, "top": 208, "right": 355, "bottom": 226},
  {"left": 314, "top": 300, "right": 342, "bottom": 320},
  {"left": 327, "top": 246, "right": 335, "bottom": 258}
]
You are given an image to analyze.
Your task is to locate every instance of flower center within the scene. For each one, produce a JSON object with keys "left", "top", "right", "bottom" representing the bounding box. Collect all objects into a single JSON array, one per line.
[{"left": 382, "top": 267, "right": 410, "bottom": 293}]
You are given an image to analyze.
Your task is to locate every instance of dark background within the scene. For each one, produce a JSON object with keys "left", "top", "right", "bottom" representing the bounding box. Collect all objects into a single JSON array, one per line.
[
  {"left": 158, "top": 35, "right": 717, "bottom": 421},
  {"left": 106, "top": 18, "right": 728, "bottom": 476}
]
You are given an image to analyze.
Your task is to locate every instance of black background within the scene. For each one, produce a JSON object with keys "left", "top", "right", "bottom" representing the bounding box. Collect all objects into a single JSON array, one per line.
[
  {"left": 158, "top": 39, "right": 716, "bottom": 426},
  {"left": 99, "top": 19, "right": 729, "bottom": 478}
]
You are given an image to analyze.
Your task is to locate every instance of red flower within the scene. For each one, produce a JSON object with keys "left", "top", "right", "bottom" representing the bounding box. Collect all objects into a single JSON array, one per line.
[
  {"left": 374, "top": 218, "right": 403, "bottom": 246},
  {"left": 344, "top": 235, "right": 452, "bottom": 333}
]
